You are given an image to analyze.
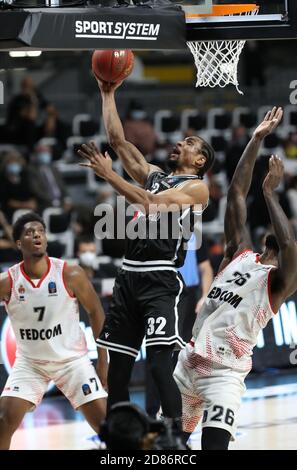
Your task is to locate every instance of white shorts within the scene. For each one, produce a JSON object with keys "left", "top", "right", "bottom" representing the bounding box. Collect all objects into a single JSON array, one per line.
[
  {"left": 1, "top": 354, "right": 107, "bottom": 410},
  {"left": 174, "top": 345, "right": 246, "bottom": 439}
]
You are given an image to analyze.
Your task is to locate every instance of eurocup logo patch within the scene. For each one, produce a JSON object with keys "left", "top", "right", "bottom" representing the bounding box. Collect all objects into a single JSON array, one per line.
[
  {"left": 0, "top": 317, "right": 16, "bottom": 373},
  {"left": 18, "top": 285, "right": 25, "bottom": 302},
  {"left": 48, "top": 281, "right": 57, "bottom": 295}
]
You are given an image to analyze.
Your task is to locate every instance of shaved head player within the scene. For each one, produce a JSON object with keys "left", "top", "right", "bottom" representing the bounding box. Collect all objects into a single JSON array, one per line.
[{"left": 174, "top": 107, "right": 297, "bottom": 449}]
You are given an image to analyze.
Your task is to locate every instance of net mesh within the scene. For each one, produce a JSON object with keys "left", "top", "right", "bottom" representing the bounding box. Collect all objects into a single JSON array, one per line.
[{"left": 187, "top": 7, "right": 259, "bottom": 94}]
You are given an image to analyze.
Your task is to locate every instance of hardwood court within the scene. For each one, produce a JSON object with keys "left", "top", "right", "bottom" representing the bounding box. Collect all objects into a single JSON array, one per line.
[{"left": 9, "top": 381, "right": 297, "bottom": 450}]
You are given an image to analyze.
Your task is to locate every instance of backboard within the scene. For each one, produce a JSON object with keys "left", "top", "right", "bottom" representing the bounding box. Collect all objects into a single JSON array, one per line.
[{"left": 182, "top": 0, "right": 297, "bottom": 41}]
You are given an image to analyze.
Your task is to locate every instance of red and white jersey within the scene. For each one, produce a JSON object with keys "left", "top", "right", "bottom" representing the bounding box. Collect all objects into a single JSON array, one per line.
[
  {"left": 5, "top": 257, "right": 87, "bottom": 363},
  {"left": 191, "top": 250, "right": 277, "bottom": 374}
]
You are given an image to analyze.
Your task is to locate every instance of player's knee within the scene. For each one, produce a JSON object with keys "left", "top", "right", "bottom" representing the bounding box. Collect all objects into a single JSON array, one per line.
[
  {"left": 147, "top": 354, "right": 163, "bottom": 379},
  {"left": 147, "top": 348, "right": 172, "bottom": 379}
]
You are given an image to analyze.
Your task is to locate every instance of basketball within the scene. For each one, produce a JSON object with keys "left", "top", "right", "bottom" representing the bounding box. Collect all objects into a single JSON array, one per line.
[{"left": 92, "top": 49, "right": 134, "bottom": 83}]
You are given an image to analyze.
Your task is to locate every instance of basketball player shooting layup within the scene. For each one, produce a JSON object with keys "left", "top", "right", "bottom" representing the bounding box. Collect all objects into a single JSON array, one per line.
[
  {"left": 174, "top": 107, "right": 297, "bottom": 450},
  {"left": 78, "top": 78, "right": 215, "bottom": 433},
  {"left": 0, "top": 213, "right": 107, "bottom": 450}
]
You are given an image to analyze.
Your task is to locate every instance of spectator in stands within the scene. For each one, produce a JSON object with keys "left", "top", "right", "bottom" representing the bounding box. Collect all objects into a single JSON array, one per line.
[
  {"left": 225, "top": 126, "right": 249, "bottom": 183},
  {"left": 284, "top": 132, "right": 297, "bottom": 160},
  {"left": 41, "top": 104, "right": 71, "bottom": 153},
  {"left": 4, "top": 96, "right": 41, "bottom": 151},
  {"left": 4, "top": 76, "right": 69, "bottom": 154},
  {"left": 203, "top": 175, "right": 224, "bottom": 222},
  {"left": 28, "top": 144, "right": 72, "bottom": 211},
  {"left": 0, "top": 151, "right": 38, "bottom": 221},
  {"left": 6, "top": 76, "right": 48, "bottom": 125},
  {"left": 288, "top": 176, "right": 297, "bottom": 225},
  {"left": 0, "top": 211, "right": 20, "bottom": 265},
  {"left": 123, "top": 101, "right": 158, "bottom": 156},
  {"left": 77, "top": 237, "right": 98, "bottom": 281},
  {"left": 178, "top": 236, "right": 214, "bottom": 342}
]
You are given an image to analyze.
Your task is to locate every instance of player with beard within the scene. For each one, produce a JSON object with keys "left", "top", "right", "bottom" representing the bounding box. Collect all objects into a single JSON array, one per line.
[
  {"left": 0, "top": 212, "right": 107, "bottom": 449},
  {"left": 77, "top": 79, "right": 215, "bottom": 436}
]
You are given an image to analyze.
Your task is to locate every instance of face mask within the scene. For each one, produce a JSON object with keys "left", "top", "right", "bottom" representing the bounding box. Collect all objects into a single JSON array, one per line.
[
  {"left": 6, "top": 163, "right": 22, "bottom": 176},
  {"left": 37, "top": 152, "right": 52, "bottom": 165},
  {"left": 79, "top": 251, "right": 97, "bottom": 268},
  {"left": 130, "top": 110, "right": 147, "bottom": 121}
]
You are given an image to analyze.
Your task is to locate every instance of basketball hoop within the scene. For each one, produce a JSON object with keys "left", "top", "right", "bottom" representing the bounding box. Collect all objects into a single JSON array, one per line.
[{"left": 187, "top": 4, "right": 259, "bottom": 95}]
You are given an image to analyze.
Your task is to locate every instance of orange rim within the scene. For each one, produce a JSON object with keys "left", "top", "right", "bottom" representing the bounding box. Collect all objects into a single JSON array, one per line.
[{"left": 186, "top": 4, "right": 259, "bottom": 19}]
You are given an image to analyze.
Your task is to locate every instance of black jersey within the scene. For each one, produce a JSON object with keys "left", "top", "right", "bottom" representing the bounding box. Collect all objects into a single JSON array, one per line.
[{"left": 124, "top": 171, "right": 204, "bottom": 268}]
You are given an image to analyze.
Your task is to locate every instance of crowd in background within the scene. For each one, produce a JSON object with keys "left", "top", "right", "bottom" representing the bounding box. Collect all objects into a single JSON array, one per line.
[{"left": 0, "top": 75, "right": 296, "bottom": 277}]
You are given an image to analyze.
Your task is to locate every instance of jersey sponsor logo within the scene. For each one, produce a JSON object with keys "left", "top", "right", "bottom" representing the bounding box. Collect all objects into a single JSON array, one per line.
[
  {"left": 48, "top": 281, "right": 57, "bottom": 296},
  {"left": 75, "top": 21, "right": 160, "bottom": 41},
  {"left": 19, "top": 324, "right": 62, "bottom": 341},
  {"left": 18, "top": 285, "right": 25, "bottom": 301},
  {"left": 207, "top": 287, "right": 243, "bottom": 309}
]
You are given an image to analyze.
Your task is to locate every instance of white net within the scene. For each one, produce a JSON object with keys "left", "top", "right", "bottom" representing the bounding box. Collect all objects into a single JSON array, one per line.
[{"left": 187, "top": 7, "right": 259, "bottom": 94}]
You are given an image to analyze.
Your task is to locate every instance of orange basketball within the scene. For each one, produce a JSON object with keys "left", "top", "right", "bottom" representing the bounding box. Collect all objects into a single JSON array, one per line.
[{"left": 92, "top": 49, "right": 134, "bottom": 83}]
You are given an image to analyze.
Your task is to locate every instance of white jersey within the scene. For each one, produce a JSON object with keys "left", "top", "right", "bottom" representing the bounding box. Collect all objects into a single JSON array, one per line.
[
  {"left": 5, "top": 257, "right": 87, "bottom": 363},
  {"left": 191, "top": 250, "right": 276, "bottom": 374}
]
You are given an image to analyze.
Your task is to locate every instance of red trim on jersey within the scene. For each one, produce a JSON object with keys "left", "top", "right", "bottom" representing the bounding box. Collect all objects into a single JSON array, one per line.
[
  {"left": 20, "top": 256, "right": 51, "bottom": 288},
  {"left": 255, "top": 254, "right": 260, "bottom": 263},
  {"left": 267, "top": 268, "right": 278, "bottom": 315},
  {"left": 62, "top": 262, "right": 76, "bottom": 298},
  {"left": 218, "top": 249, "right": 253, "bottom": 275},
  {"left": 4, "top": 270, "right": 13, "bottom": 306}
]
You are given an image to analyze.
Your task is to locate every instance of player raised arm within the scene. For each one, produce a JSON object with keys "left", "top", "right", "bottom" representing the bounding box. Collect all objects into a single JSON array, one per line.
[
  {"left": 220, "top": 107, "right": 283, "bottom": 271},
  {"left": 263, "top": 156, "right": 297, "bottom": 311},
  {"left": 97, "top": 80, "right": 161, "bottom": 186},
  {"left": 63, "top": 264, "right": 108, "bottom": 389},
  {"left": 78, "top": 142, "right": 209, "bottom": 213}
]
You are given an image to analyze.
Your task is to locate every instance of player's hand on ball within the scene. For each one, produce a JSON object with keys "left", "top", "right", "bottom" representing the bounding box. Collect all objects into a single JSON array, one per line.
[
  {"left": 96, "top": 77, "right": 123, "bottom": 93},
  {"left": 253, "top": 106, "right": 283, "bottom": 140},
  {"left": 262, "top": 155, "right": 284, "bottom": 193},
  {"left": 78, "top": 141, "right": 113, "bottom": 179}
]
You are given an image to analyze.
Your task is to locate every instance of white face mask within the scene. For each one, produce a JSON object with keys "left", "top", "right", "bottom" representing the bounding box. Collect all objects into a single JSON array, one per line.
[{"left": 79, "top": 251, "right": 97, "bottom": 268}]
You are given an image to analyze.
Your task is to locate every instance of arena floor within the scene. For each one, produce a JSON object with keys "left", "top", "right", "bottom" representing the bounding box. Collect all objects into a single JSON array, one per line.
[{"left": 10, "top": 370, "right": 297, "bottom": 450}]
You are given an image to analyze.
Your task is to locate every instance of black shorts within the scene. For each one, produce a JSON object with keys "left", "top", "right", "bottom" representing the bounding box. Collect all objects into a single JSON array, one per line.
[{"left": 96, "top": 268, "right": 186, "bottom": 358}]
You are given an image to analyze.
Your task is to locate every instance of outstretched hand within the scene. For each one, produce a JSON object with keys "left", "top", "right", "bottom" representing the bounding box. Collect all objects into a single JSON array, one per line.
[
  {"left": 262, "top": 155, "right": 284, "bottom": 193},
  {"left": 253, "top": 106, "right": 283, "bottom": 140},
  {"left": 95, "top": 76, "right": 123, "bottom": 94},
  {"left": 78, "top": 141, "right": 113, "bottom": 180}
]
